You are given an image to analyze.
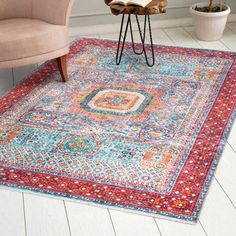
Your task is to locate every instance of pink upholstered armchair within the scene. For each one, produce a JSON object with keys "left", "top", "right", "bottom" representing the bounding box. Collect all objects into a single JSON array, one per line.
[{"left": 0, "top": 0, "right": 75, "bottom": 82}]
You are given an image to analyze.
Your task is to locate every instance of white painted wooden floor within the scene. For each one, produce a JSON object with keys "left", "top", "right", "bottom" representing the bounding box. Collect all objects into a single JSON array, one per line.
[{"left": 0, "top": 24, "right": 236, "bottom": 236}]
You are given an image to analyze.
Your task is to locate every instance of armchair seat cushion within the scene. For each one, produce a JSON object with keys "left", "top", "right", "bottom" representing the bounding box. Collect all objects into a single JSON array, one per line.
[{"left": 0, "top": 18, "right": 68, "bottom": 62}]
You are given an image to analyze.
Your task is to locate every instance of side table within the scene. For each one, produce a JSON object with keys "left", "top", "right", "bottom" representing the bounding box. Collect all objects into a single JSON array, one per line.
[{"left": 105, "top": 0, "right": 168, "bottom": 67}]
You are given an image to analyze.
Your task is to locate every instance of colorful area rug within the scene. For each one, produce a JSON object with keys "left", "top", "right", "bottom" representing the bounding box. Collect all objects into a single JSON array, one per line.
[{"left": 0, "top": 38, "right": 235, "bottom": 223}]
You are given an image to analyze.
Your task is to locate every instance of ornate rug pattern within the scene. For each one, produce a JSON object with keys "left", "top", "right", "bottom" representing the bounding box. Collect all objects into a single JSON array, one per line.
[{"left": 0, "top": 38, "right": 235, "bottom": 223}]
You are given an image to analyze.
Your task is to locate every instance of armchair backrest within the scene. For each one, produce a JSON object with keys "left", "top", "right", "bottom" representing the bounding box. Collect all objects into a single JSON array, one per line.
[
  {"left": 0, "top": 0, "right": 74, "bottom": 25},
  {"left": 0, "top": 0, "right": 32, "bottom": 20},
  {"left": 32, "top": 0, "right": 75, "bottom": 25}
]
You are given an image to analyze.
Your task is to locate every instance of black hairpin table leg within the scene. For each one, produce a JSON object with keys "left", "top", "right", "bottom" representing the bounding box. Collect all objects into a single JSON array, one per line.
[
  {"left": 116, "top": 14, "right": 131, "bottom": 65},
  {"left": 116, "top": 14, "right": 155, "bottom": 67},
  {"left": 130, "top": 16, "right": 144, "bottom": 55},
  {"left": 138, "top": 15, "right": 155, "bottom": 67}
]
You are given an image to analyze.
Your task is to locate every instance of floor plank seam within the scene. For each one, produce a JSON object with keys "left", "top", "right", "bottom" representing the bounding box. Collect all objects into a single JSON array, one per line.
[
  {"left": 219, "top": 40, "right": 232, "bottom": 51},
  {"left": 22, "top": 193, "right": 28, "bottom": 236},
  {"left": 153, "top": 218, "right": 163, "bottom": 236},
  {"left": 226, "top": 25, "right": 236, "bottom": 34},
  {"left": 107, "top": 210, "right": 118, "bottom": 236},
  {"left": 198, "top": 219, "right": 208, "bottom": 236},
  {"left": 161, "top": 29, "right": 175, "bottom": 46},
  {"left": 63, "top": 201, "right": 72, "bottom": 236},
  {"left": 227, "top": 141, "right": 236, "bottom": 154},
  {"left": 214, "top": 177, "right": 236, "bottom": 209},
  {"left": 182, "top": 27, "right": 200, "bottom": 46}
]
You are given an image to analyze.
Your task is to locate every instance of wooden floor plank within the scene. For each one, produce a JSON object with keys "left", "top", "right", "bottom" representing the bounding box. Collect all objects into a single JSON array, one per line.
[
  {"left": 220, "top": 27, "right": 236, "bottom": 51},
  {"left": 152, "top": 29, "right": 175, "bottom": 45},
  {"left": 214, "top": 143, "right": 236, "bottom": 208},
  {"left": 163, "top": 27, "right": 200, "bottom": 48},
  {"left": 227, "top": 23, "right": 236, "bottom": 33},
  {"left": 100, "top": 33, "right": 118, "bottom": 40},
  {"left": 110, "top": 209, "right": 161, "bottom": 236},
  {"left": 227, "top": 120, "right": 236, "bottom": 152},
  {"left": 65, "top": 202, "right": 115, "bottom": 236},
  {"left": 155, "top": 218, "right": 206, "bottom": 236},
  {"left": 125, "top": 28, "right": 175, "bottom": 46},
  {"left": 0, "top": 69, "right": 13, "bottom": 97},
  {"left": 13, "top": 65, "right": 38, "bottom": 86},
  {"left": 184, "top": 26, "right": 229, "bottom": 51},
  {"left": 69, "top": 35, "right": 101, "bottom": 44},
  {"left": 199, "top": 178, "right": 236, "bottom": 236},
  {"left": 69, "top": 37, "right": 77, "bottom": 43},
  {"left": 0, "top": 189, "right": 25, "bottom": 236},
  {"left": 24, "top": 193, "right": 70, "bottom": 236},
  {"left": 100, "top": 28, "right": 175, "bottom": 46}
]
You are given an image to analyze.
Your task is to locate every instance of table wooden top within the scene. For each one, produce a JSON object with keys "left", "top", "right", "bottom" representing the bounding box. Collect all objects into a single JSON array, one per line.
[{"left": 105, "top": 0, "right": 168, "bottom": 15}]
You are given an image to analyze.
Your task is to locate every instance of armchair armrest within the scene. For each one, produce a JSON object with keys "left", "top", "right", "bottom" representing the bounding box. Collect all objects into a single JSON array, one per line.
[{"left": 32, "top": 0, "right": 75, "bottom": 25}]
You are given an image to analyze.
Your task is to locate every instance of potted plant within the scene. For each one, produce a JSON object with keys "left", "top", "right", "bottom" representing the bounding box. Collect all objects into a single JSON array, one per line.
[{"left": 190, "top": 1, "right": 231, "bottom": 41}]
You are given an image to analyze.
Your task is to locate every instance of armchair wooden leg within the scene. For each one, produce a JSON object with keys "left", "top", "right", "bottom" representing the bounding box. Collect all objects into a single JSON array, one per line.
[{"left": 56, "top": 55, "right": 68, "bottom": 82}]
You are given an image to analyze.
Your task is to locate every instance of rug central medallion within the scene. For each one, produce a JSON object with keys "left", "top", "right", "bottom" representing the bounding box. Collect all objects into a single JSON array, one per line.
[
  {"left": 69, "top": 83, "right": 165, "bottom": 123},
  {"left": 81, "top": 87, "right": 152, "bottom": 115}
]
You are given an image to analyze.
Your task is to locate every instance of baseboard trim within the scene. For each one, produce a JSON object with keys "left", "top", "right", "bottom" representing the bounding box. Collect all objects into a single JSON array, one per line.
[{"left": 69, "top": 13, "right": 236, "bottom": 37}]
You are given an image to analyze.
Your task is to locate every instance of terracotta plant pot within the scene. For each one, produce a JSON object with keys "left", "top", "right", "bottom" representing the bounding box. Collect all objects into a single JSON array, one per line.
[{"left": 190, "top": 2, "right": 231, "bottom": 41}]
